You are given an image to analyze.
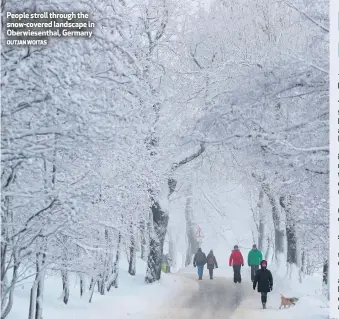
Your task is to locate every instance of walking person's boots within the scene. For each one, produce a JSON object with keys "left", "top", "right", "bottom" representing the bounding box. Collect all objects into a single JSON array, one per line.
[{"left": 261, "top": 292, "right": 267, "bottom": 309}]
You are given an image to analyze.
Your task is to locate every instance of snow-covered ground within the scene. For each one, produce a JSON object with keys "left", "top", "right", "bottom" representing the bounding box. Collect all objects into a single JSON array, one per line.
[
  {"left": 8, "top": 258, "right": 183, "bottom": 319},
  {"left": 8, "top": 255, "right": 329, "bottom": 319}
]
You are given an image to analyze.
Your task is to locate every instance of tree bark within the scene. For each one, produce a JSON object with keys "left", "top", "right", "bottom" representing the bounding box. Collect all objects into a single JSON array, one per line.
[
  {"left": 128, "top": 222, "right": 136, "bottom": 276},
  {"left": 168, "top": 231, "right": 175, "bottom": 270},
  {"left": 89, "top": 277, "right": 94, "bottom": 291},
  {"left": 265, "top": 235, "right": 273, "bottom": 262},
  {"left": 61, "top": 234, "right": 70, "bottom": 304},
  {"left": 1, "top": 255, "right": 18, "bottom": 319},
  {"left": 322, "top": 259, "right": 329, "bottom": 299},
  {"left": 262, "top": 183, "right": 284, "bottom": 257},
  {"left": 280, "top": 196, "right": 297, "bottom": 265},
  {"left": 140, "top": 218, "right": 147, "bottom": 261},
  {"left": 61, "top": 269, "right": 69, "bottom": 304},
  {"left": 88, "top": 278, "right": 96, "bottom": 303},
  {"left": 323, "top": 260, "right": 328, "bottom": 285},
  {"left": 257, "top": 190, "right": 265, "bottom": 250},
  {"left": 28, "top": 255, "right": 45, "bottom": 319},
  {"left": 301, "top": 249, "right": 305, "bottom": 274},
  {"left": 107, "top": 231, "right": 121, "bottom": 291},
  {"left": 79, "top": 274, "right": 84, "bottom": 297},
  {"left": 184, "top": 185, "right": 199, "bottom": 266},
  {"left": 28, "top": 281, "right": 38, "bottom": 319},
  {"left": 145, "top": 200, "right": 169, "bottom": 283},
  {"left": 34, "top": 252, "right": 46, "bottom": 319}
]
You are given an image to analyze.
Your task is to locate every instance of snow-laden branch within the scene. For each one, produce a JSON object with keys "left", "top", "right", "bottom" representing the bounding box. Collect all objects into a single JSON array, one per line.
[
  {"left": 9, "top": 199, "right": 58, "bottom": 240},
  {"left": 283, "top": 1, "right": 329, "bottom": 33},
  {"left": 171, "top": 142, "right": 206, "bottom": 171},
  {"left": 2, "top": 127, "right": 64, "bottom": 141},
  {"left": 280, "top": 141, "right": 329, "bottom": 154}
]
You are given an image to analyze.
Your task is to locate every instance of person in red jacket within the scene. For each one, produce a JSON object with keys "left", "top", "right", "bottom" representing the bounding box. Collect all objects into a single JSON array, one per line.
[{"left": 229, "top": 245, "right": 244, "bottom": 283}]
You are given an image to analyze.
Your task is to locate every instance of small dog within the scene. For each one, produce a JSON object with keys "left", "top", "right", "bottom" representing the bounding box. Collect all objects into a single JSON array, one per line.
[{"left": 279, "top": 294, "right": 299, "bottom": 309}]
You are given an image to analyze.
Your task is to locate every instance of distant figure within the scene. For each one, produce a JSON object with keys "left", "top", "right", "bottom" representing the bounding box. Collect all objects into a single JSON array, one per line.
[
  {"left": 206, "top": 250, "right": 218, "bottom": 279},
  {"left": 161, "top": 254, "right": 168, "bottom": 273},
  {"left": 247, "top": 244, "right": 263, "bottom": 282},
  {"left": 193, "top": 248, "right": 207, "bottom": 280},
  {"left": 229, "top": 245, "right": 244, "bottom": 283},
  {"left": 253, "top": 260, "right": 273, "bottom": 309}
]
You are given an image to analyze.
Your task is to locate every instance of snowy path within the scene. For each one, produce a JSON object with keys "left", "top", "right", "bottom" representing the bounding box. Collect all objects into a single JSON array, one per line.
[
  {"left": 155, "top": 271, "right": 329, "bottom": 319},
  {"left": 158, "top": 273, "right": 254, "bottom": 319}
]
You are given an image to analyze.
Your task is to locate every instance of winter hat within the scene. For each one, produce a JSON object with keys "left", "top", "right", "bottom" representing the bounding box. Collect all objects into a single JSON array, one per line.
[
  {"left": 261, "top": 260, "right": 267, "bottom": 267},
  {"left": 198, "top": 248, "right": 202, "bottom": 252},
  {"left": 234, "top": 245, "right": 239, "bottom": 250},
  {"left": 252, "top": 244, "right": 257, "bottom": 249},
  {"left": 210, "top": 249, "right": 213, "bottom": 254}
]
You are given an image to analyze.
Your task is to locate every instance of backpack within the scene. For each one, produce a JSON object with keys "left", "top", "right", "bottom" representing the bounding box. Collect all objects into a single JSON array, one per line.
[
  {"left": 208, "top": 255, "right": 214, "bottom": 264},
  {"left": 196, "top": 252, "right": 206, "bottom": 264}
]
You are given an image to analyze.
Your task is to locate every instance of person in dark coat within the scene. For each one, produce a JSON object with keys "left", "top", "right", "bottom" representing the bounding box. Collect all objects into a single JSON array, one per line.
[
  {"left": 193, "top": 248, "right": 207, "bottom": 280},
  {"left": 253, "top": 260, "right": 273, "bottom": 309},
  {"left": 206, "top": 250, "right": 218, "bottom": 279},
  {"left": 229, "top": 245, "right": 244, "bottom": 283}
]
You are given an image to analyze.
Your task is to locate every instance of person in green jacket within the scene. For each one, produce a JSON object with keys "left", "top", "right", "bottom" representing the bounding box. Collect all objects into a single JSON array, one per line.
[{"left": 248, "top": 244, "right": 263, "bottom": 282}]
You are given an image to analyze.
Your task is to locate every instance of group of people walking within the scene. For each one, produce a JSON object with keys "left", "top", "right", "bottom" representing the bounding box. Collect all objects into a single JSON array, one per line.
[
  {"left": 193, "top": 248, "right": 218, "bottom": 279},
  {"left": 193, "top": 244, "right": 273, "bottom": 309}
]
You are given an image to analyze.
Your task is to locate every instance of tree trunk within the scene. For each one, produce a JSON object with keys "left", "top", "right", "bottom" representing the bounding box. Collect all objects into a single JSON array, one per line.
[
  {"left": 60, "top": 234, "right": 70, "bottom": 305},
  {"left": 322, "top": 260, "right": 329, "bottom": 299},
  {"left": 306, "top": 255, "right": 311, "bottom": 275},
  {"left": 140, "top": 218, "right": 147, "bottom": 261},
  {"left": 99, "top": 228, "right": 111, "bottom": 295},
  {"left": 1, "top": 196, "right": 18, "bottom": 319},
  {"left": 89, "top": 277, "right": 94, "bottom": 291},
  {"left": 88, "top": 278, "right": 96, "bottom": 303},
  {"left": 265, "top": 235, "right": 273, "bottom": 262},
  {"left": 323, "top": 260, "right": 328, "bottom": 285},
  {"left": 61, "top": 269, "right": 69, "bottom": 304},
  {"left": 107, "top": 232, "right": 121, "bottom": 291},
  {"left": 1, "top": 197, "right": 9, "bottom": 311},
  {"left": 28, "top": 254, "right": 45, "bottom": 319},
  {"left": 257, "top": 190, "right": 265, "bottom": 250},
  {"left": 1, "top": 256, "right": 18, "bottom": 319},
  {"left": 35, "top": 271, "right": 45, "bottom": 319},
  {"left": 145, "top": 200, "right": 169, "bottom": 283},
  {"left": 128, "top": 222, "right": 136, "bottom": 276},
  {"left": 98, "top": 278, "right": 105, "bottom": 295},
  {"left": 79, "top": 274, "right": 84, "bottom": 297},
  {"left": 168, "top": 231, "right": 175, "bottom": 269},
  {"left": 299, "top": 247, "right": 306, "bottom": 283},
  {"left": 35, "top": 252, "right": 46, "bottom": 319},
  {"left": 263, "top": 183, "right": 284, "bottom": 257},
  {"left": 184, "top": 185, "right": 199, "bottom": 266},
  {"left": 301, "top": 249, "right": 306, "bottom": 274},
  {"left": 28, "top": 281, "right": 38, "bottom": 319},
  {"left": 280, "top": 196, "right": 297, "bottom": 265}
]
